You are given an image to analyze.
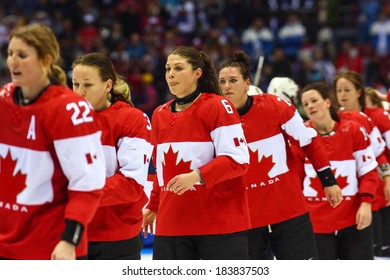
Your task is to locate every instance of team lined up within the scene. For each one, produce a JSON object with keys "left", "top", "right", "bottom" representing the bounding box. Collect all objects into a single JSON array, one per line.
[{"left": 1, "top": 23, "right": 389, "bottom": 260}]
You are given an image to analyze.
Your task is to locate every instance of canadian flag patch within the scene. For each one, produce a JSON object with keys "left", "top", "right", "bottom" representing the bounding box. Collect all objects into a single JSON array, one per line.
[
  {"left": 144, "top": 154, "right": 149, "bottom": 164},
  {"left": 233, "top": 137, "right": 245, "bottom": 147},
  {"left": 85, "top": 153, "right": 97, "bottom": 164}
]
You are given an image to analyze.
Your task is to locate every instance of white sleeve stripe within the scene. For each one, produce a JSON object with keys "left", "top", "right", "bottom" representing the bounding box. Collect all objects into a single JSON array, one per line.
[
  {"left": 54, "top": 132, "right": 105, "bottom": 191},
  {"left": 282, "top": 111, "right": 317, "bottom": 147},
  {"left": 210, "top": 123, "right": 249, "bottom": 164},
  {"left": 384, "top": 130, "right": 390, "bottom": 149},
  {"left": 370, "top": 126, "right": 386, "bottom": 156},
  {"left": 117, "top": 136, "right": 154, "bottom": 186},
  {"left": 353, "top": 147, "right": 378, "bottom": 177}
]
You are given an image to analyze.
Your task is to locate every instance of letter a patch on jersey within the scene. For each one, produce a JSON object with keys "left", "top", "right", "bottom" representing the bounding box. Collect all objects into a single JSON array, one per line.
[{"left": 27, "top": 116, "right": 36, "bottom": 140}]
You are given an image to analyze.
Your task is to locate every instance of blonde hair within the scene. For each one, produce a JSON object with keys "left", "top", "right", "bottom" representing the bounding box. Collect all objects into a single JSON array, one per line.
[
  {"left": 365, "top": 87, "right": 383, "bottom": 109},
  {"left": 10, "top": 23, "right": 66, "bottom": 85},
  {"left": 113, "top": 77, "right": 133, "bottom": 106}
]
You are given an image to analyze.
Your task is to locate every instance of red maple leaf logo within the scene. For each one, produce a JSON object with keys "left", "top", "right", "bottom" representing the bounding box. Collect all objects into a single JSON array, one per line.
[
  {"left": 162, "top": 145, "right": 192, "bottom": 184},
  {"left": 246, "top": 148, "right": 276, "bottom": 184},
  {"left": 309, "top": 169, "right": 348, "bottom": 197},
  {"left": 0, "top": 150, "right": 27, "bottom": 203}
]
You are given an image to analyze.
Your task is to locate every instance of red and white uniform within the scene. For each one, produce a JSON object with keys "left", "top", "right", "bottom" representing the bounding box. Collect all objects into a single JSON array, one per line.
[
  {"left": 339, "top": 110, "right": 386, "bottom": 161},
  {"left": 242, "top": 94, "right": 331, "bottom": 228},
  {"left": 303, "top": 119, "right": 378, "bottom": 233},
  {"left": 363, "top": 107, "right": 390, "bottom": 209},
  {"left": 364, "top": 107, "right": 390, "bottom": 161},
  {"left": 339, "top": 110, "right": 387, "bottom": 210},
  {"left": 147, "top": 93, "right": 250, "bottom": 236},
  {"left": 88, "top": 101, "right": 153, "bottom": 242},
  {"left": 0, "top": 83, "right": 105, "bottom": 259}
]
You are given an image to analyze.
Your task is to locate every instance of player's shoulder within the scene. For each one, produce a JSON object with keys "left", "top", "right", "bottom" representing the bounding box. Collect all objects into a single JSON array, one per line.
[
  {"left": 0, "top": 83, "right": 15, "bottom": 99},
  {"left": 338, "top": 117, "right": 365, "bottom": 137},
  {"left": 40, "top": 85, "right": 93, "bottom": 118},
  {"left": 253, "top": 93, "right": 295, "bottom": 113},
  {"left": 339, "top": 110, "right": 371, "bottom": 125},
  {"left": 43, "top": 85, "right": 83, "bottom": 104},
  {"left": 110, "top": 101, "right": 149, "bottom": 129},
  {"left": 199, "top": 93, "right": 235, "bottom": 110},
  {"left": 110, "top": 100, "right": 144, "bottom": 116}
]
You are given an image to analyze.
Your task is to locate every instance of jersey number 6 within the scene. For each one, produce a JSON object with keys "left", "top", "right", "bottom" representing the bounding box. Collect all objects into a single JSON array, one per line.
[{"left": 221, "top": 99, "right": 234, "bottom": 114}]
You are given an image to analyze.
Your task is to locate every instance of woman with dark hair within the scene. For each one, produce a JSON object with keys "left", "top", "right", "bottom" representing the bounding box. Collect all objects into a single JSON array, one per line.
[
  {"left": 143, "top": 46, "right": 251, "bottom": 260},
  {"left": 301, "top": 81, "right": 378, "bottom": 259},
  {"left": 218, "top": 50, "right": 341, "bottom": 260},
  {"left": 72, "top": 52, "right": 153, "bottom": 260},
  {"left": 334, "top": 71, "right": 390, "bottom": 258}
]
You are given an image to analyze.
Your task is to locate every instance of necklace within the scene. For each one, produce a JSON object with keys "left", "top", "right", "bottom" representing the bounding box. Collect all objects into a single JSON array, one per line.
[
  {"left": 318, "top": 130, "right": 336, "bottom": 136},
  {"left": 317, "top": 120, "right": 336, "bottom": 136}
]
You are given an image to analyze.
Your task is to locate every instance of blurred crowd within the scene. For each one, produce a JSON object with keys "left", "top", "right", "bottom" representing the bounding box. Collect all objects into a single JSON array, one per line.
[{"left": 1, "top": 0, "right": 390, "bottom": 116}]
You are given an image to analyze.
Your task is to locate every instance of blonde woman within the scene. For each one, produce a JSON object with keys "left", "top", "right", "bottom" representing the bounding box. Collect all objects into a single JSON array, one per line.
[
  {"left": 0, "top": 24, "right": 105, "bottom": 260},
  {"left": 72, "top": 52, "right": 153, "bottom": 259}
]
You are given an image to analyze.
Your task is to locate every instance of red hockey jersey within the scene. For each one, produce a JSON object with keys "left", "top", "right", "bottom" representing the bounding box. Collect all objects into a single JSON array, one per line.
[
  {"left": 87, "top": 101, "right": 153, "bottom": 242},
  {"left": 241, "top": 94, "right": 332, "bottom": 228},
  {"left": 339, "top": 110, "right": 386, "bottom": 161},
  {"left": 147, "top": 93, "right": 250, "bottom": 236},
  {"left": 364, "top": 107, "right": 390, "bottom": 209},
  {"left": 0, "top": 83, "right": 105, "bottom": 259},
  {"left": 303, "top": 119, "right": 378, "bottom": 233},
  {"left": 339, "top": 110, "right": 387, "bottom": 210},
  {"left": 364, "top": 107, "right": 390, "bottom": 160}
]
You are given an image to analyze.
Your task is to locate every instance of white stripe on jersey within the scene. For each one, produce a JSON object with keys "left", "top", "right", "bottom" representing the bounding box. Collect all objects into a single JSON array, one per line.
[
  {"left": 383, "top": 129, "right": 390, "bottom": 150},
  {"left": 370, "top": 126, "right": 386, "bottom": 156},
  {"left": 303, "top": 164, "right": 321, "bottom": 197},
  {"left": 54, "top": 131, "right": 105, "bottom": 191},
  {"left": 117, "top": 136, "right": 153, "bottom": 186},
  {"left": 0, "top": 143, "right": 54, "bottom": 205},
  {"left": 303, "top": 160, "right": 359, "bottom": 197},
  {"left": 156, "top": 142, "right": 214, "bottom": 186},
  {"left": 102, "top": 145, "right": 117, "bottom": 177},
  {"left": 353, "top": 146, "right": 378, "bottom": 177},
  {"left": 155, "top": 124, "right": 249, "bottom": 186},
  {"left": 210, "top": 123, "right": 249, "bottom": 165},
  {"left": 282, "top": 110, "right": 317, "bottom": 147},
  {"left": 248, "top": 133, "right": 289, "bottom": 177}
]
